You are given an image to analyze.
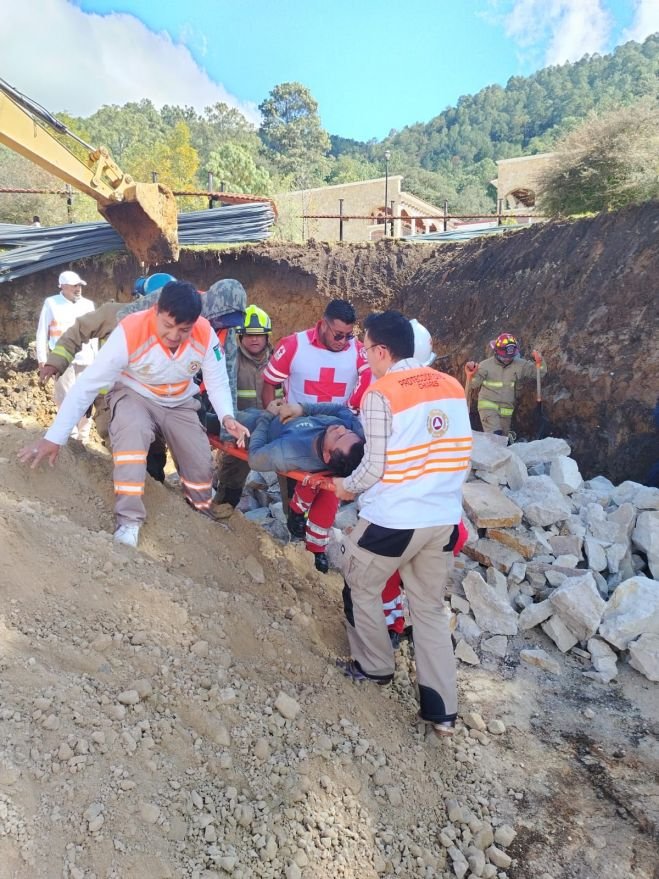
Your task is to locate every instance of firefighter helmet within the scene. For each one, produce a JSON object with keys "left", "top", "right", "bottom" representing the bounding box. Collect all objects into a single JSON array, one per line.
[
  {"left": 241, "top": 304, "right": 272, "bottom": 335},
  {"left": 491, "top": 333, "right": 520, "bottom": 358}
]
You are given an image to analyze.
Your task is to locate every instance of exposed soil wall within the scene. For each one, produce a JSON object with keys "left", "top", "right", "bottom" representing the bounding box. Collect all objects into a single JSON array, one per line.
[{"left": 1, "top": 203, "right": 657, "bottom": 481}]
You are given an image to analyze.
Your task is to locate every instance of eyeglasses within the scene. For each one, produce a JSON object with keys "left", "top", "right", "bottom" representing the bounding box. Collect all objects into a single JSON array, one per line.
[
  {"left": 363, "top": 343, "right": 385, "bottom": 354},
  {"left": 324, "top": 320, "right": 354, "bottom": 342}
]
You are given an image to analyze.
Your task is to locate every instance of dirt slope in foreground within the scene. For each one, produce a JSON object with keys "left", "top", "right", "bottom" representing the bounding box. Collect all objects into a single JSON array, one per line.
[{"left": 0, "top": 416, "right": 658, "bottom": 879}]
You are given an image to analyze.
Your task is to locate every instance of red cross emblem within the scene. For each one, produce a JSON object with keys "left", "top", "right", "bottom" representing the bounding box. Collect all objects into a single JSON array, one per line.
[{"left": 303, "top": 367, "right": 347, "bottom": 402}]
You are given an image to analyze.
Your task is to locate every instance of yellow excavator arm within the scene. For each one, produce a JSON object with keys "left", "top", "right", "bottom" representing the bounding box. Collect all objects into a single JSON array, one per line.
[{"left": 0, "top": 80, "right": 179, "bottom": 264}]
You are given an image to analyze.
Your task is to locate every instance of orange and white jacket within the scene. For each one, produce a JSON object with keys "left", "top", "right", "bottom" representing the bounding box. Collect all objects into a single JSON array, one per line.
[
  {"left": 45, "top": 307, "right": 233, "bottom": 445},
  {"left": 36, "top": 293, "right": 96, "bottom": 366},
  {"left": 357, "top": 363, "right": 472, "bottom": 529}
]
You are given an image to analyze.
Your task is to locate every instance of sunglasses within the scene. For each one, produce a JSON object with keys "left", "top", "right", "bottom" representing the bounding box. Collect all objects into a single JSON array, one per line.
[{"left": 324, "top": 320, "right": 354, "bottom": 342}]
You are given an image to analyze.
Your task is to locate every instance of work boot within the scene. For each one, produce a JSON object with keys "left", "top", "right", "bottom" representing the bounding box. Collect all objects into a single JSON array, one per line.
[
  {"left": 314, "top": 551, "right": 329, "bottom": 574},
  {"left": 113, "top": 524, "right": 140, "bottom": 547},
  {"left": 222, "top": 486, "right": 243, "bottom": 508},
  {"left": 204, "top": 502, "right": 235, "bottom": 521},
  {"left": 287, "top": 509, "right": 306, "bottom": 539}
]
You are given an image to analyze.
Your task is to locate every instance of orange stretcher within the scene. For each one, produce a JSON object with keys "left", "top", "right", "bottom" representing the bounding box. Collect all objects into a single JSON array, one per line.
[{"left": 208, "top": 435, "right": 336, "bottom": 492}]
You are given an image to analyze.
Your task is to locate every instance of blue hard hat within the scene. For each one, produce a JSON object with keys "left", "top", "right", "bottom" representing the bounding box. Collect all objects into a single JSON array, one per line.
[{"left": 133, "top": 273, "right": 176, "bottom": 297}]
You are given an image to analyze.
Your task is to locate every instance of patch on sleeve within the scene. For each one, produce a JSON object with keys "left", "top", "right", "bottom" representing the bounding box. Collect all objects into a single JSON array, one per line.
[{"left": 213, "top": 344, "right": 223, "bottom": 361}]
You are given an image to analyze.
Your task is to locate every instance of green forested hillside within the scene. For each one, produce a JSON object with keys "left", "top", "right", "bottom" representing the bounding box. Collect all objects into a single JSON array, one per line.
[
  {"left": 331, "top": 35, "right": 658, "bottom": 211},
  {"left": 1, "top": 35, "right": 657, "bottom": 225}
]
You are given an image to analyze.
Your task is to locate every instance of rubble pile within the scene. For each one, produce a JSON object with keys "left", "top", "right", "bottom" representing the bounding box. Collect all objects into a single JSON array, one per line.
[
  {"left": 452, "top": 434, "right": 659, "bottom": 683},
  {"left": 222, "top": 432, "right": 659, "bottom": 684}
]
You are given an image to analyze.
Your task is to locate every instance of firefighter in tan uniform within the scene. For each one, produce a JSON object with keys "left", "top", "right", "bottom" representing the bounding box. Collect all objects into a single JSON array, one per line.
[
  {"left": 213, "top": 304, "right": 278, "bottom": 509},
  {"left": 19, "top": 282, "right": 248, "bottom": 548},
  {"left": 465, "top": 333, "right": 546, "bottom": 436}
]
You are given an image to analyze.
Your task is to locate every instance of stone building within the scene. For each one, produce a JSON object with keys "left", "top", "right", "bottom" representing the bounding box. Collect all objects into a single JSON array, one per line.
[
  {"left": 494, "top": 153, "right": 556, "bottom": 213},
  {"left": 274, "top": 176, "right": 446, "bottom": 243}
]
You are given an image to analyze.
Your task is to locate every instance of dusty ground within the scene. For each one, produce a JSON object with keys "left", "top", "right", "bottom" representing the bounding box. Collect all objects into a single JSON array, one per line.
[{"left": 0, "top": 369, "right": 657, "bottom": 879}]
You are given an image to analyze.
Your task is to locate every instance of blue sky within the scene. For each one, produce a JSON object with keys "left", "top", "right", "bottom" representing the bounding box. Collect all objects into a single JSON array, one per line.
[{"left": 3, "top": 1, "right": 657, "bottom": 141}]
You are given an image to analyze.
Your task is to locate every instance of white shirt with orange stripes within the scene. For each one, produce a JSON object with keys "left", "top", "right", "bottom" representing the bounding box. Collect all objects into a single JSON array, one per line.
[
  {"left": 354, "top": 361, "right": 472, "bottom": 529},
  {"left": 45, "top": 307, "right": 233, "bottom": 446},
  {"left": 36, "top": 293, "right": 96, "bottom": 366}
]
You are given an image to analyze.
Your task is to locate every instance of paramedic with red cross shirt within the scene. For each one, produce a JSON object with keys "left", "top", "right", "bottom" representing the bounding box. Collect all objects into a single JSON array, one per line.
[{"left": 261, "top": 299, "right": 370, "bottom": 409}]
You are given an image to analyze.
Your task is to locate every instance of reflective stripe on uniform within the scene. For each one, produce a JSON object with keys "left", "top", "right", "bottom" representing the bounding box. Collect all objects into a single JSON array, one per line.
[
  {"left": 478, "top": 400, "right": 514, "bottom": 416},
  {"left": 237, "top": 389, "right": 257, "bottom": 399},
  {"left": 114, "top": 481, "right": 145, "bottom": 495},
  {"left": 51, "top": 345, "right": 74, "bottom": 364},
  {"left": 482, "top": 380, "right": 515, "bottom": 389},
  {"left": 113, "top": 450, "right": 147, "bottom": 464}
]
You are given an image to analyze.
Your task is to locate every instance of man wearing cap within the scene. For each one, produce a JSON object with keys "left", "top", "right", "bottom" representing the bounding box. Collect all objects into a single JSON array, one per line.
[
  {"left": 465, "top": 333, "right": 546, "bottom": 437},
  {"left": 36, "top": 270, "right": 97, "bottom": 442}
]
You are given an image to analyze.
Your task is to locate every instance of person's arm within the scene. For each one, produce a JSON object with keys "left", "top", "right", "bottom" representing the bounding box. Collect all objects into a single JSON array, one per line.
[
  {"left": 35, "top": 301, "right": 50, "bottom": 366},
  {"left": 520, "top": 351, "right": 547, "bottom": 379},
  {"left": 261, "top": 335, "right": 296, "bottom": 405},
  {"left": 246, "top": 412, "right": 286, "bottom": 472},
  {"left": 340, "top": 390, "right": 391, "bottom": 494},
  {"left": 47, "top": 304, "right": 119, "bottom": 376},
  {"left": 469, "top": 361, "right": 485, "bottom": 390},
  {"left": 203, "top": 331, "right": 249, "bottom": 446},
  {"left": 262, "top": 381, "right": 277, "bottom": 408},
  {"left": 44, "top": 327, "right": 130, "bottom": 446},
  {"left": 302, "top": 403, "right": 353, "bottom": 418}
]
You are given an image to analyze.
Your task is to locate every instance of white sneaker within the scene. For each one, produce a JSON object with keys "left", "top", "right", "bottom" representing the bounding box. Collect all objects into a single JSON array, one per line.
[{"left": 113, "top": 524, "right": 140, "bottom": 547}]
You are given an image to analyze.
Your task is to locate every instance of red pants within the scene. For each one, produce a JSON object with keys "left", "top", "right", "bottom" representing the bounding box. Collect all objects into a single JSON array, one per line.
[
  {"left": 289, "top": 483, "right": 339, "bottom": 554},
  {"left": 380, "top": 521, "right": 468, "bottom": 633}
]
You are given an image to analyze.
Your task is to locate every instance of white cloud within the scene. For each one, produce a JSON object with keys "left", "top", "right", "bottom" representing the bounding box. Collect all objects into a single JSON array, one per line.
[
  {"left": 622, "top": 0, "right": 659, "bottom": 43},
  {"left": 504, "top": 0, "right": 613, "bottom": 65},
  {"left": 1, "top": 0, "right": 259, "bottom": 122}
]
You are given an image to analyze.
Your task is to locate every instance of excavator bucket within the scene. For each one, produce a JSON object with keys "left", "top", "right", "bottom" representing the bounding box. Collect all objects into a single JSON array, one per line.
[{"left": 99, "top": 182, "right": 179, "bottom": 265}]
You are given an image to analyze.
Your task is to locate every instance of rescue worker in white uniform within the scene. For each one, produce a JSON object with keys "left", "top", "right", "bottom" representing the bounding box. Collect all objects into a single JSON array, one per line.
[
  {"left": 36, "top": 270, "right": 97, "bottom": 441},
  {"left": 19, "top": 282, "right": 249, "bottom": 547},
  {"left": 333, "top": 310, "right": 472, "bottom": 738}
]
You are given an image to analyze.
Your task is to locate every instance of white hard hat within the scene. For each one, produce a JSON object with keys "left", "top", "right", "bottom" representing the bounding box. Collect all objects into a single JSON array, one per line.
[
  {"left": 58, "top": 270, "right": 86, "bottom": 286},
  {"left": 410, "top": 319, "right": 436, "bottom": 366}
]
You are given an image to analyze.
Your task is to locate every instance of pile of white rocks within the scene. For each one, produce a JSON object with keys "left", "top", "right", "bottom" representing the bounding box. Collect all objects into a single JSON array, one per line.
[
  {"left": 232, "top": 434, "right": 659, "bottom": 682},
  {"left": 451, "top": 434, "right": 659, "bottom": 683}
]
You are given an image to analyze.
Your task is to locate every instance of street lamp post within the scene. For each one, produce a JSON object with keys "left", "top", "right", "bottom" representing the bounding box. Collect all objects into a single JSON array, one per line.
[{"left": 383, "top": 149, "right": 391, "bottom": 238}]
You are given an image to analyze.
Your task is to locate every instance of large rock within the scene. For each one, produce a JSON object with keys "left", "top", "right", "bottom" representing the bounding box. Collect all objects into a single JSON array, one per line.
[
  {"left": 518, "top": 598, "right": 553, "bottom": 630},
  {"left": 463, "top": 538, "right": 524, "bottom": 574},
  {"left": 549, "top": 534, "right": 582, "bottom": 559},
  {"left": 470, "top": 432, "right": 512, "bottom": 472},
  {"left": 628, "top": 633, "right": 659, "bottom": 681},
  {"left": 608, "top": 503, "right": 636, "bottom": 539},
  {"left": 487, "top": 526, "right": 538, "bottom": 560},
  {"left": 502, "top": 452, "right": 528, "bottom": 491},
  {"left": 463, "top": 483, "right": 523, "bottom": 529},
  {"left": 507, "top": 476, "right": 572, "bottom": 527},
  {"left": 509, "top": 438, "right": 571, "bottom": 467},
  {"left": 598, "top": 576, "right": 659, "bottom": 649},
  {"left": 461, "top": 571, "right": 519, "bottom": 635},
  {"left": 549, "top": 456, "right": 583, "bottom": 495},
  {"left": 631, "top": 511, "right": 659, "bottom": 578},
  {"left": 584, "top": 536, "right": 607, "bottom": 572},
  {"left": 633, "top": 486, "right": 659, "bottom": 511},
  {"left": 542, "top": 615, "right": 579, "bottom": 652},
  {"left": 586, "top": 637, "right": 618, "bottom": 682},
  {"left": 549, "top": 572, "right": 606, "bottom": 641}
]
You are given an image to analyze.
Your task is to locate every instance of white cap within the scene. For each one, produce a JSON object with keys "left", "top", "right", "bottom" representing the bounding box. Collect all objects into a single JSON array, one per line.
[
  {"left": 58, "top": 270, "right": 86, "bottom": 286},
  {"left": 410, "top": 318, "right": 436, "bottom": 367}
]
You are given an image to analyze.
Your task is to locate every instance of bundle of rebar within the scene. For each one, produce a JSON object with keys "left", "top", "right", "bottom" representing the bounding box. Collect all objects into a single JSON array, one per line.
[{"left": 0, "top": 203, "right": 275, "bottom": 282}]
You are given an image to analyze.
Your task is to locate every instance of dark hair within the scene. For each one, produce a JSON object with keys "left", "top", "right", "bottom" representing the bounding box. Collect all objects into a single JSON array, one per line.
[
  {"left": 325, "top": 436, "right": 365, "bottom": 477},
  {"left": 363, "top": 310, "right": 414, "bottom": 360},
  {"left": 324, "top": 299, "right": 356, "bottom": 325},
  {"left": 157, "top": 281, "right": 202, "bottom": 324}
]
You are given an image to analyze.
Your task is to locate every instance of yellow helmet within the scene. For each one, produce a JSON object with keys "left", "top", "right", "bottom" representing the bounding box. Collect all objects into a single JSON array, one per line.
[{"left": 241, "top": 304, "right": 272, "bottom": 335}]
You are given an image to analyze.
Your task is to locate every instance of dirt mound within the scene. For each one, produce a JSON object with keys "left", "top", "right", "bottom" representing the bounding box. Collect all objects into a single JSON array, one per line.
[
  {"left": 2, "top": 204, "right": 657, "bottom": 482},
  {"left": 1, "top": 409, "right": 658, "bottom": 879}
]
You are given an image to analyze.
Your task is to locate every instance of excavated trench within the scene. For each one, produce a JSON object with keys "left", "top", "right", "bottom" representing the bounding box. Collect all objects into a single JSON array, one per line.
[{"left": 1, "top": 201, "right": 657, "bottom": 481}]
